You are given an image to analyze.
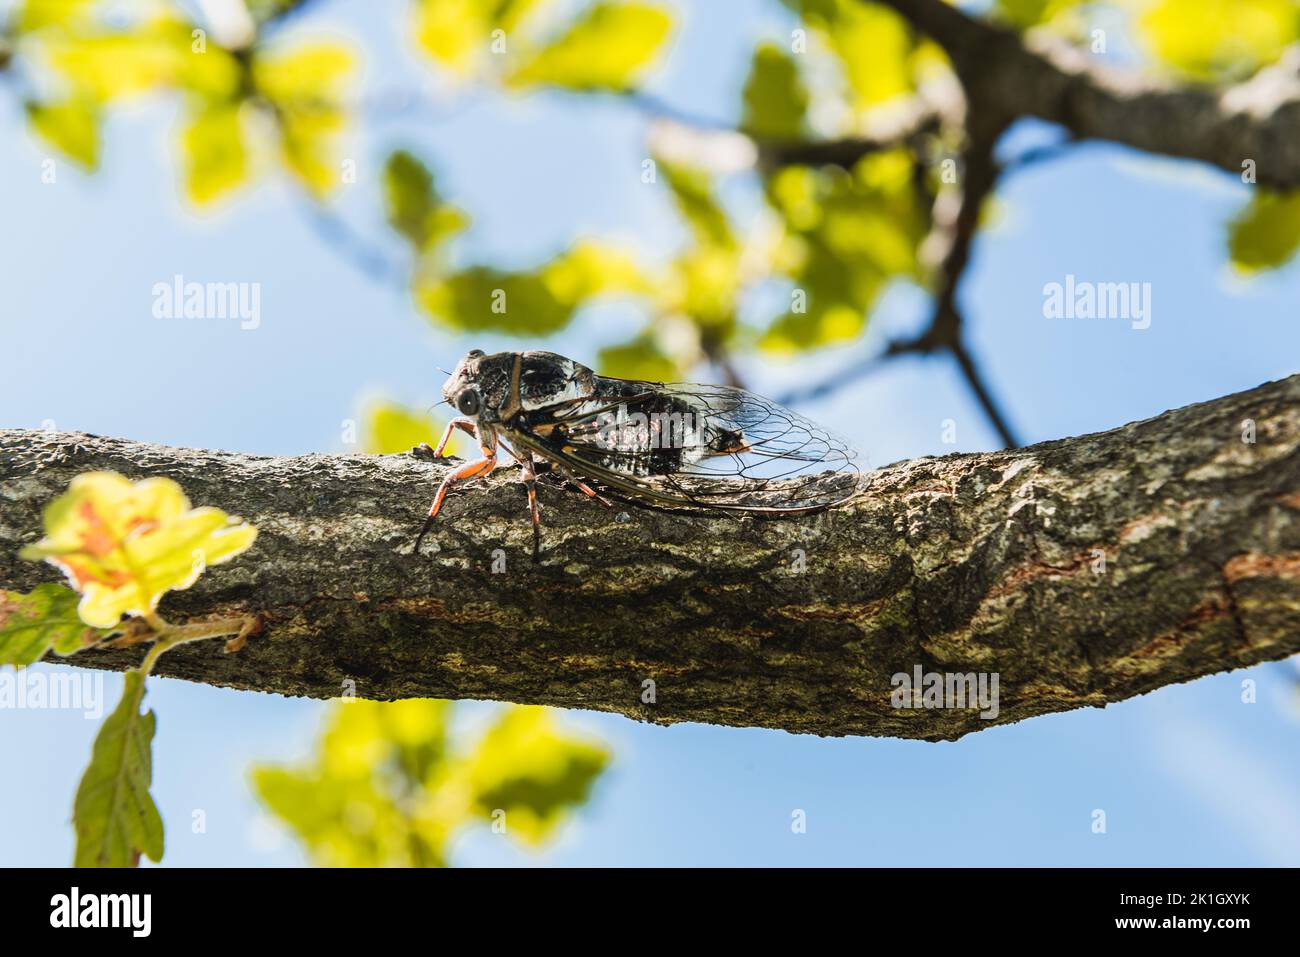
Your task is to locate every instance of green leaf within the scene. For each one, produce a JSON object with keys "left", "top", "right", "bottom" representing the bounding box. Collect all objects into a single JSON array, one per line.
[
  {"left": 26, "top": 98, "right": 100, "bottom": 169},
  {"left": 413, "top": 0, "right": 544, "bottom": 76},
  {"left": 252, "top": 699, "right": 607, "bottom": 866},
  {"left": 598, "top": 337, "right": 680, "bottom": 382},
  {"left": 0, "top": 583, "right": 109, "bottom": 667},
  {"left": 990, "top": 0, "right": 1085, "bottom": 29},
  {"left": 506, "top": 1, "right": 673, "bottom": 91},
  {"left": 669, "top": 246, "right": 741, "bottom": 330},
  {"left": 17, "top": 0, "right": 97, "bottom": 32},
  {"left": 73, "top": 669, "right": 164, "bottom": 867},
  {"left": 362, "top": 400, "right": 445, "bottom": 455},
  {"left": 180, "top": 104, "right": 248, "bottom": 205},
  {"left": 418, "top": 266, "right": 575, "bottom": 334},
  {"left": 382, "top": 149, "right": 469, "bottom": 252},
  {"left": 661, "top": 160, "right": 735, "bottom": 250},
  {"left": 253, "top": 40, "right": 356, "bottom": 197},
  {"left": 1227, "top": 190, "right": 1300, "bottom": 273},
  {"left": 417, "top": 239, "right": 648, "bottom": 334},
  {"left": 761, "top": 150, "right": 926, "bottom": 352},
  {"left": 541, "top": 240, "right": 651, "bottom": 300},
  {"left": 20, "top": 471, "right": 258, "bottom": 629},
  {"left": 742, "top": 41, "right": 808, "bottom": 140},
  {"left": 1139, "top": 0, "right": 1298, "bottom": 81},
  {"left": 42, "top": 15, "right": 214, "bottom": 101},
  {"left": 467, "top": 706, "right": 610, "bottom": 845},
  {"left": 788, "top": 0, "right": 919, "bottom": 112}
]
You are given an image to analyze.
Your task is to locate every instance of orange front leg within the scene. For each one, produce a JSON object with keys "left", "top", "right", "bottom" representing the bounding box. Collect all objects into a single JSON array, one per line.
[
  {"left": 414, "top": 449, "right": 496, "bottom": 552},
  {"left": 412, "top": 417, "right": 477, "bottom": 460}
]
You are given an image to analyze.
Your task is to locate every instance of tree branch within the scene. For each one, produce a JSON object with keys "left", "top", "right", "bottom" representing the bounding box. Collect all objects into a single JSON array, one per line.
[
  {"left": 877, "top": 0, "right": 1300, "bottom": 187},
  {"left": 4, "top": 375, "right": 1300, "bottom": 740}
]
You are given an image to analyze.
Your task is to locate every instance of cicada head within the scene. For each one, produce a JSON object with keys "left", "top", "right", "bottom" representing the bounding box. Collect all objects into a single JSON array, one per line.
[
  {"left": 442, "top": 349, "right": 509, "bottom": 422},
  {"left": 443, "top": 350, "right": 598, "bottom": 424}
]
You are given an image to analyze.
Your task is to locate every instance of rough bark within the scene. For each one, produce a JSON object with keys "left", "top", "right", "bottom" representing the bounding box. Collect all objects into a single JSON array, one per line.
[
  {"left": 878, "top": 0, "right": 1300, "bottom": 187},
  {"left": 2, "top": 375, "right": 1299, "bottom": 740}
]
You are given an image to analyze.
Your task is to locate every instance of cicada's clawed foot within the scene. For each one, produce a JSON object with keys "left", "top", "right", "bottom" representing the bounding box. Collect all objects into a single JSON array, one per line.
[{"left": 409, "top": 442, "right": 439, "bottom": 461}]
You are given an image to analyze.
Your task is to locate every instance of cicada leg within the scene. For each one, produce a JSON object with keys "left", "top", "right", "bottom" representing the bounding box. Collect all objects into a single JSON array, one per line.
[
  {"left": 411, "top": 417, "right": 477, "bottom": 460},
  {"left": 528, "top": 457, "right": 612, "bottom": 508},
  {"left": 498, "top": 442, "right": 543, "bottom": 562},
  {"left": 519, "top": 453, "right": 542, "bottom": 563},
  {"left": 414, "top": 426, "right": 498, "bottom": 553}
]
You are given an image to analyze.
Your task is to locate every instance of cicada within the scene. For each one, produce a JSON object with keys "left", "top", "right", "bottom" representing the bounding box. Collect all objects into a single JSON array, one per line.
[{"left": 414, "top": 350, "right": 865, "bottom": 558}]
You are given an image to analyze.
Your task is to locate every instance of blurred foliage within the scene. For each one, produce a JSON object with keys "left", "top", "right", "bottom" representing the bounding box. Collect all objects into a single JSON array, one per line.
[
  {"left": 251, "top": 699, "right": 609, "bottom": 867},
  {"left": 742, "top": 41, "right": 808, "bottom": 140},
  {"left": 783, "top": 0, "right": 934, "bottom": 118},
  {"left": 413, "top": 0, "right": 672, "bottom": 90},
  {"left": 359, "top": 397, "right": 469, "bottom": 459},
  {"left": 1139, "top": 0, "right": 1299, "bottom": 82},
  {"left": 73, "top": 668, "right": 164, "bottom": 867},
  {"left": 9, "top": 0, "right": 1300, "bottom": 345},
  {"left": 0, "top": 582, "right": 109, "bottom": 667},
  {"left": 505, "top": 1, "right": 672, "bottom": 90},
  {"left": 20, "top": 471, "right": 257, "bottom": 629},
  {"left": 12, "top": 0, "right": 355, "bottom": 203},
  {"left": 1227, "top": 190, "right": 1300, "bottom": 273},
  {"left": 361, "top": 399, "right": 439, "bottom": 454},
  {"left": 763, "top": 150, "right": 927, "bottom": 351}
]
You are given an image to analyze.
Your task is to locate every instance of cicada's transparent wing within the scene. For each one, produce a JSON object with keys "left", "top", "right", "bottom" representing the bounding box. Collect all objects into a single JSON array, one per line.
[{"left": 503, "top": 380, "right": 866, "bottom": 513}]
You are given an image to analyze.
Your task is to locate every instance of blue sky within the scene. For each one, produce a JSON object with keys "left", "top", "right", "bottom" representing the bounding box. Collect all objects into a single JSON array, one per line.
[{"left": 2, "top": 0, "right": 1299, "bottom": 866}]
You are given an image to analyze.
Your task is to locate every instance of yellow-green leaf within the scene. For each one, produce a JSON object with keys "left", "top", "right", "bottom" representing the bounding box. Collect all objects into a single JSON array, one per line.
[
  {"left": 252, "top": 699, "right": 606, "bottom": 867},
  {"left": 17, "top": 0, "right": 96, "bottom": 32},
  {"left": 668, "top": 246, "right": 741, "bottom": 330},
  {"left": 541, "top": 240, "right": 651, "bottom": 301},
  {"left": 760, "top": 150, "right": 925, "bottom": 352},
  {"left": 0, "top": 583, "right": 109, "bottom": 667},
  {"left": 661, "top": 160, "right": 735, "bottom": 250},
  {"left": 991, "top": 0, "right": 1085, "bottom": 29},
  {"left": 742, "top": 41, "right": 808, "bottom": 140},
  {"left": 26, "top": 98, "right": 100, "bottom": 169},
  {"left": 19, "top": 471, "right": 258, "bottom": 629},
  {"left": 1227, "top": 190, "right": 1300, "bottom": 273},
  {"left": 43, "top": 17, "right": 197, "bottom": 101},
  {"left": 467, "top": 706, "right": 610, "bottom": 845},
  {"left": 506, "top": 1, "right": 672, "bottom": 91},
  {"left": 253, "top": 41, "right": 355, "bottom": 104},
  {"left": 277, "top": 109, "right": 347, "bottom": 197},
  {"left": 181, "top": 103, "right": 248, "bottom": 205},
  {"left": 73, "top": 669, "right": 164, "bottom": 867},
  {"left": 418, "top": 267, "right": 571, "bottom": 334},
  {"left": 792, "top": 0, "right": 918, "bottom": 113},
  {"left": 382, "top": 149, "right": 469, "bottom": 252},
  {"left": 362, "top": 400, "right": 456, "bottom": 456},
  {"left": 413, "top": 0, "right": 544, "bottom": 76},
  {"left": 253, "top": 41, "right": 356, "bottom": 197},
  {"left": 598, "top": 338, "right": 680, "bottom": 382},
  {"left": 1140, "top": 0, "right": 1298, "bottom": 81}
]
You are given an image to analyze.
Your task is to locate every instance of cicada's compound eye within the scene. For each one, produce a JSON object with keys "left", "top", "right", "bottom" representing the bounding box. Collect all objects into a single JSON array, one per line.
[{"left": 456, "top": 389, "right": 482, "bottom": 417}]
